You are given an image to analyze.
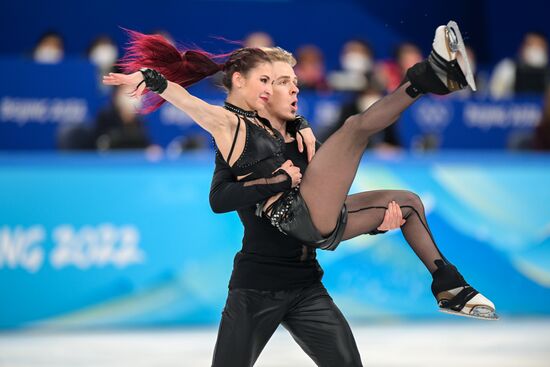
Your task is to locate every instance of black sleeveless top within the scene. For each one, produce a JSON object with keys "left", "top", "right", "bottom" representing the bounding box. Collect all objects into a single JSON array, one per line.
[
  {"left": 212, "top": 104, "right": 323, "bottom": 290},
  {"left": 228, "top": 113, "right": 287, "bottom": 179}
]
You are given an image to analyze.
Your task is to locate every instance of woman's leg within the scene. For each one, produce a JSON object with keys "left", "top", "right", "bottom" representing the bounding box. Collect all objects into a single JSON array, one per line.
[
  {"left": 300, "top": 83, "right": 419, "bottom": 235},
  {"left": 338, "top": 190, "right": 498, "bottom": 319},
  {"left": 342, "top": 190, "right": 445, "bottom": 273},
  {"left": 300, "top": 23, "right": 470, "bottom": 236}
]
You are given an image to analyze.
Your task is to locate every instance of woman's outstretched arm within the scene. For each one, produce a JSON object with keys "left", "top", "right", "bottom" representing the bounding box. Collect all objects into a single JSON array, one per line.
[{"left": 103, "top": 71, "right": 238, "bottom": 159}]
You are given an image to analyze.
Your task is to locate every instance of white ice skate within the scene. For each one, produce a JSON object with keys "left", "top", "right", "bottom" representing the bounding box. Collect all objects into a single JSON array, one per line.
[
  {"left": 429, "top": 20, "right": 477, "bottom": 91},
  {"left": 431, "top": 261, "right": 499, "bottom": 321},
  {"left": 405, "top": 21, "right": 476, "bottom": 97},
  {"left": 436, "top": 286, "right": 499, "bottom": 321}
]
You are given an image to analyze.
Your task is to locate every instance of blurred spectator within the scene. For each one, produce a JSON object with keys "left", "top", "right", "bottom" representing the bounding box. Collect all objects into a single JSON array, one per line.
[
  {"left": 33, "top": 31, "right": 64, "bottom": 64},
  {"left": 94, "top": 85, "right": 154, "bottom": 150},
  {"left": 57, "top": 124, "right": 95, "bottom": 150},
  {"left": 244, "top": 32, "right": 274, "bottom": 48},
  {"left": 328, "top": 39, "right": 375, "bottom": 91},
  {"left": 294, "top": 45, "right": 329, "bottom": 92},
  {"left": 87, "top": 35, "right": 119, "bottom": 75},
  {"left": 379, "top": 42, "right": 422, "bottom": 92},
  {"left": 165, "top": 134, "right": 210, "bottom": 157},
  {"left": 321, "top": 74, "right": 401, "bottom": 151},
  {"left": 533, "top": 88, "right": 550, "bottom": 150},
  {"left": 490, "top": 31, "right": 550, "bottom": 99}
]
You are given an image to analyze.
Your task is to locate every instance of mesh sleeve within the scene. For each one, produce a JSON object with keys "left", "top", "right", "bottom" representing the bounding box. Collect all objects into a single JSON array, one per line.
[{"left": 209, "top": 154, "right": 291, "bottom": 213}]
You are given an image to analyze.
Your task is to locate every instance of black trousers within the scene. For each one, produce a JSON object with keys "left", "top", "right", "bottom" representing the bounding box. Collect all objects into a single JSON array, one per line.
[{"left": 211, "top": 282, "right": 363, "bottom": 367}]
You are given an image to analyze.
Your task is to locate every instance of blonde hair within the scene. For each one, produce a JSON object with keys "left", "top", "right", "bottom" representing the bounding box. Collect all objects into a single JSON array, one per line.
[{"left": 261, "top": 46, "right": 297, "bottom": 67}]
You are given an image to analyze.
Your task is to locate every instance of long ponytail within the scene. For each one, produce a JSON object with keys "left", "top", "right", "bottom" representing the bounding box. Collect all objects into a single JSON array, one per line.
[
  {"left": 117, "top": 29, "right": 271, "bottom": 113},
  {"left": 118, "top": 29, "right": 224, "bottom": 113}
]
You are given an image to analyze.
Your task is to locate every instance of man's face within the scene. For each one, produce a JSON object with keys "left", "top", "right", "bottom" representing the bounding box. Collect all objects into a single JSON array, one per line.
[{"left": 266, "top": 61, "right": 299, "bottom": 121}]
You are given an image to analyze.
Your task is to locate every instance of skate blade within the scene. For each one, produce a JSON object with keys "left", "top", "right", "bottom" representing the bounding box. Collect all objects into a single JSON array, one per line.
[
  {"left": 446, "top": 20, "right": 477, "bottom": 91},
  {"left": 439, "top": 306, "right": 500, "bottom": 321}
]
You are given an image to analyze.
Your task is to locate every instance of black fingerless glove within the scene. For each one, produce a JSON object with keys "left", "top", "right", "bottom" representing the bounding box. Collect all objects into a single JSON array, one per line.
[
  {"left": 286, "top": 115, "right": 311, "bottom": 135},
  {"left": 139, "top": 68, "right": 168, "bottom": 94}
]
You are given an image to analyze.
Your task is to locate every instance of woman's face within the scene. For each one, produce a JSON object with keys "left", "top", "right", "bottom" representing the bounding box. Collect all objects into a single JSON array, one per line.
[{"left": 235, "top": 62, "right": 273, "bottom": 111}]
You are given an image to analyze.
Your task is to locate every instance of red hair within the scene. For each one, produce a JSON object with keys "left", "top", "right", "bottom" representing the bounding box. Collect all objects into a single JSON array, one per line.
[{"left": 117, "top": 29, "right": 270, "bottom": 113}]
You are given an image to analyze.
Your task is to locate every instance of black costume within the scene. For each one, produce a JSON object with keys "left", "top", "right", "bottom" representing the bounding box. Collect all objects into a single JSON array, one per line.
[
  {"left": 211, "top": 138, "right": 322, "bottom": 290},
  {"left": 209, "top": 104, "right": 363, "bottom": 367},
  {"left": 210, "top": 104, "right": 350, "bottom": 289}
]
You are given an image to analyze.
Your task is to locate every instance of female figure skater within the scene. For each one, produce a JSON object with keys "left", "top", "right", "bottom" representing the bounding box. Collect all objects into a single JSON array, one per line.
[{"left": 104, "top": 21, "right": 497, "bottom": 366}]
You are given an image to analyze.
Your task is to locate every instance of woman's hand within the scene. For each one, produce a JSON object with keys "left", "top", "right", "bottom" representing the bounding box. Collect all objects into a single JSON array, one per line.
[
  {"left": 296, "top": 127, "right": 316, "bottom": 162},
  {"left": 275, "top": 160, "right": 302, "bottom": 188},
  {"left": 103, "top": 72, "right": 146, "bottom": 98},
  {"left": 377, "top": 201, "right": 406, "bottom": 231}
]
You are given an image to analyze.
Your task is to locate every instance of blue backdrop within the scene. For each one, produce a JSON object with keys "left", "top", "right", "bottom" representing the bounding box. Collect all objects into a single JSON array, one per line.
[
  {"left": 1, "top": 0, "right": 548, "bottom": 66},
  {"left": 0, "top": 59, "right": 542, "bottom": 150},
  {"left": 1, "top": 152, "right": 549, "bottom": 329}
]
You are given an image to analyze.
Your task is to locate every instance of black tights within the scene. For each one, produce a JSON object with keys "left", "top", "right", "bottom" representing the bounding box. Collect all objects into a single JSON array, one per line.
[
  {"left": 300, "top": 83, "right": 448, "bottom": 274},
  {"left": 343, "top": 190, "right": 447, "bottom": 273}
]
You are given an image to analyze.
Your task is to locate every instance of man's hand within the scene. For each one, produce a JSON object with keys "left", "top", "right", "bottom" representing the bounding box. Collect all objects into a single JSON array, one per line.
[
  {"left": 296, "top": 128, "right": 316, "bottom": 162},
  {"left": 274, "top": 160, "right": 302, "bottom": 187},
  {"left": 377, "top": 201, "right": 406, "bottom": 231}
]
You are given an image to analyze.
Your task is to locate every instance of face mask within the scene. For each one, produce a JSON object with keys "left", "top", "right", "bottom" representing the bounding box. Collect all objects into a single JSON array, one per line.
[
  {"left": 341, "top": 52, "right": 372, "bottom": 73},
  {"left": 523, "top": 46, "right": 548, "bottom": 68},
  {"left": 34, "top": 47, "right": 63, "bottom": 64},
  {"left": 90, "top": 44, "right": 118, "bottom": 68}
]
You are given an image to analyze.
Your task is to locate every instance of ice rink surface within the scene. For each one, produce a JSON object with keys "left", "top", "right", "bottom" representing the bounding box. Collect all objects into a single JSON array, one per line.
[{"left": 1, "top": 319, "right": 549, "bottom": 367}]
